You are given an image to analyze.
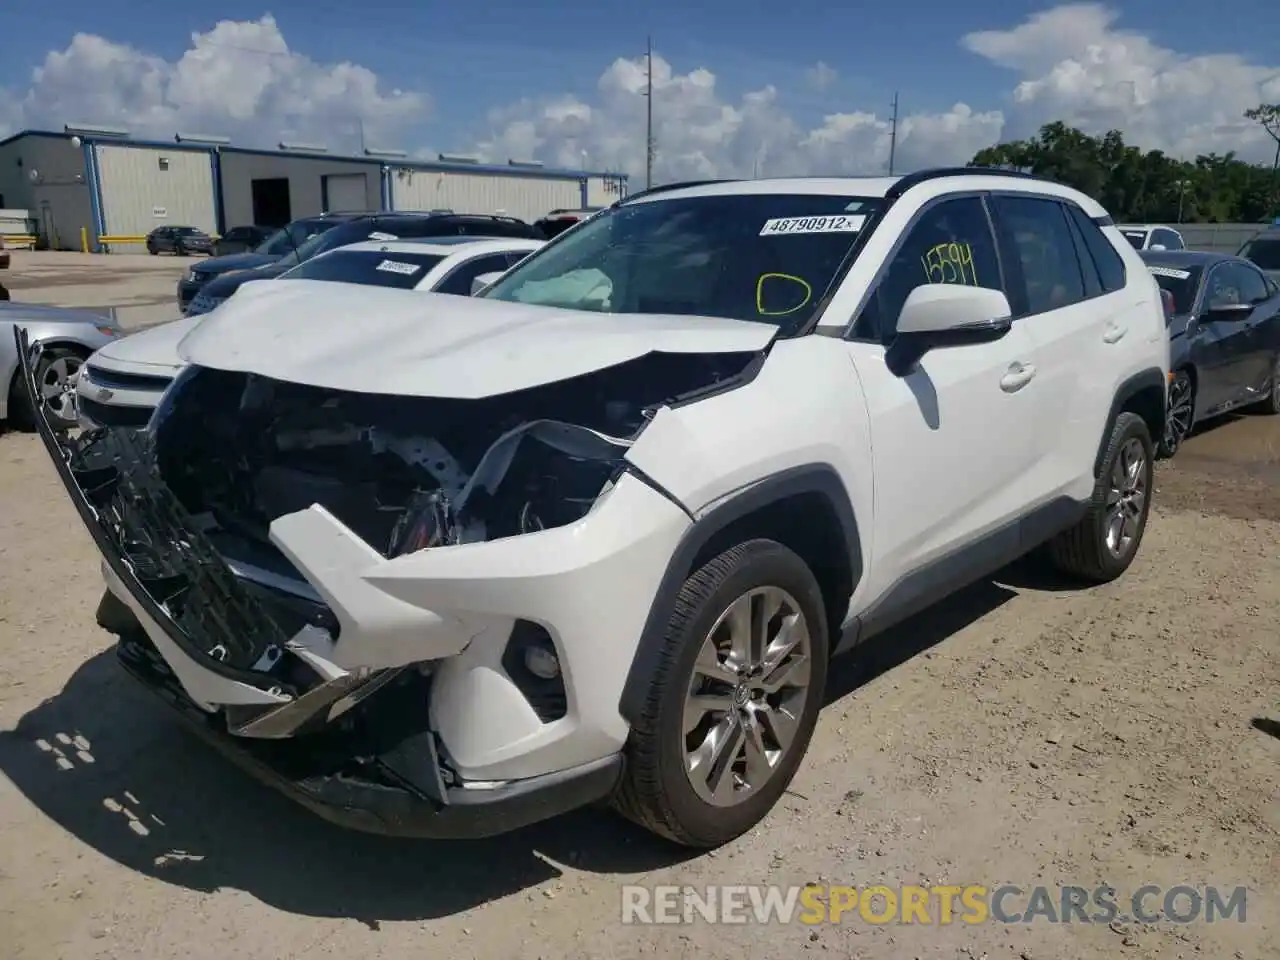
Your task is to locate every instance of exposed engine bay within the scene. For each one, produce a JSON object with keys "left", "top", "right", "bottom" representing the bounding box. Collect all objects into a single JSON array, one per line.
[{"left": 150, "top": 349, "right": 759, "bottom": 565}]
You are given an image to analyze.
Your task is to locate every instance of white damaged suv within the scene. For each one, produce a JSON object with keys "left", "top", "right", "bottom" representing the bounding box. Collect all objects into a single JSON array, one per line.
[{"left": 21, "top": 169, "right": 1170, "bottom": 848}]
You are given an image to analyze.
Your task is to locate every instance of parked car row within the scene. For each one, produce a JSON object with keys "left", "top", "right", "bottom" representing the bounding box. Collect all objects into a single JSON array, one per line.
[{"left": 76, "top": 235, "right": 543, "bottom": 428}]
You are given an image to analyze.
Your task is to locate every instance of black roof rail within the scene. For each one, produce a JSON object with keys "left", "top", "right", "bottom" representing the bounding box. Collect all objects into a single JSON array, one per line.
[
  {"left": 617, "top": 178, "right": 740, "bottom": 205},
  {"left": 885, "top": 166, "right": 1050, "bottom": 200}
]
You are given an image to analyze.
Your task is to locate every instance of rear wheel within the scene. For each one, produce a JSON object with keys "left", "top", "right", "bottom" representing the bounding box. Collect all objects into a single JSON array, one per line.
[
  {"left": 1047, "top": 412, "right": 1154, "bottom": 583},
  {"left": 613, "top": 539, "right": 829, "bottom": 848},
  {"left": 1158, "top": 369, "right": 1194, "bottom": 458},
  {"left": 1249, "top": 354, "right": 1280, "bottom": 416}
]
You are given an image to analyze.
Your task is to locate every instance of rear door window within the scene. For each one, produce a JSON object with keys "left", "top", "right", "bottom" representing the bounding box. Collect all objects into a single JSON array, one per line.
[
  {"left": 1065, "top": 205, "right": 1127, "bottom": 293},
  {"left": 990, "top": 195, "right": 1087, "bottom": 317}
]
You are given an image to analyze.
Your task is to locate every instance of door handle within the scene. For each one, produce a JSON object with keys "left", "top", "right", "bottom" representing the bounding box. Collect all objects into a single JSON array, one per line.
[
  {"left": 1000, "top": 362, "right": 1036, "bottom": 392},
  {"left": 1103, "top": 323, "right": 1128, "bottom": 344}
]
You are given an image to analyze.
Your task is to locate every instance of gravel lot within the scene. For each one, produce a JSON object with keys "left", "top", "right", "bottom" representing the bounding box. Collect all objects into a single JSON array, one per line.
[{"left": 0, "top": 258, "right": 1277, "bottom": 959}]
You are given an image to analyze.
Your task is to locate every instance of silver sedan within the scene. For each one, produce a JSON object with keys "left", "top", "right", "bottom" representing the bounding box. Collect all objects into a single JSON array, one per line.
[{"left": 0, "top": 302, "right": 123, "bottom": 430}]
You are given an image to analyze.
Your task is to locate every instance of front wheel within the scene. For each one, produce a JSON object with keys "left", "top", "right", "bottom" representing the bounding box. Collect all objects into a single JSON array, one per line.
[
  {"left": 613, "top": 539, "right": 829, "bottom": 848},
  {"left": 8, "top": 346, "right": 85, "bottom": 431},
  {"left": 1158, "top": 369, "right": 1194, "bottom": 458},
  {"left": 1047, "top": 411, "right": 1154, "bottom": 583}
]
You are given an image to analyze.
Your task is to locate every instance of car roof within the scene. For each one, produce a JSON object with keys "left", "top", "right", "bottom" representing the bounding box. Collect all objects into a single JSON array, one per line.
[
  {"left": 623, "top": 171, "right": 1111, "bottom": 218},
  {"left": 326, "top": 237, "right": 543, "bottom": 256},
  {"left": 1140, "top": 250, "right": 1230, "bottom": 269}
]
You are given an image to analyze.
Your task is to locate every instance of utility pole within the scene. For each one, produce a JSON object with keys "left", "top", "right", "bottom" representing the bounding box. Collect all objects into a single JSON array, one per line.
[
  {"left": 887, "top": 91, "right": 899, "bottom": 176},
  {"left": 644, "top": 35, "right": 655, "bottom": 189}
]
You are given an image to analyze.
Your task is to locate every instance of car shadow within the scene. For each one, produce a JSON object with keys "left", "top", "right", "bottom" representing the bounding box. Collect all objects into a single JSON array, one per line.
[
  {"left": 0, "top": 648, "right": 696, "bottom": 924},
  {"left": 1, "top": 568, "right": 1070, "bottom": 923},
  {"left": 825, "top": 576, "right": 1020, "bottom": 703}
]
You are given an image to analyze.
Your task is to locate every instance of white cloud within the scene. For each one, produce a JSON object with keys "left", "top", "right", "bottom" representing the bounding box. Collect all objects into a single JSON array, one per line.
[
  {"left": 962, "top": 3, "right": 1280, "bottom": 161},
  {"left": 3, "top": 6, "right": 1279, "bottom": 184},
  {"left": 5, "top": 15, "right": 426, "bottom": 151},
  {"left": 481, "top": 4, "right": 1280, "bottom": 180}
]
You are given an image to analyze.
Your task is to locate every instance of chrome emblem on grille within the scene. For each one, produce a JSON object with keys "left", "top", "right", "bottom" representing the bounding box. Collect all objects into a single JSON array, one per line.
[{"left": 95, "top": 386, "right": 114, "bottom": 402}]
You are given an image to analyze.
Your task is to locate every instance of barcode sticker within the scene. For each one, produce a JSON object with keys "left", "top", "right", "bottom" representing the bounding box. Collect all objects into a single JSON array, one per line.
[
  {"left": 760, "top": 215, "right": 866, "bottom": 236},
  {"left": 1147, "top": 266, "right": 1191, "bottom": 280},
  {"left": 376, "top": 259, "right": 422, "bottom": 276}
]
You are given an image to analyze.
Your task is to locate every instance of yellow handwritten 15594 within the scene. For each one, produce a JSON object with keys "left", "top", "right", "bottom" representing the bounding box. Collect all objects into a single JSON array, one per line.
[{"left": 921, "top": 242, "right": 978, "bottom": 286}]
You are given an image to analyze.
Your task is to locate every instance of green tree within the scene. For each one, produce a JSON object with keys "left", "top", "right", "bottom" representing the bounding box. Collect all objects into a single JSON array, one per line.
[{"left": 969, "top": 123, "right": 1278, "bottom": 223}]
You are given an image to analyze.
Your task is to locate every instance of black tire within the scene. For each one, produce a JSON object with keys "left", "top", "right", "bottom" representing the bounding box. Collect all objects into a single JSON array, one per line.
[
  {"left": 1157, "top": 369, "right": 1194, "bottom": 458},
  {"left": 1047, "top": 411, "right": 1154, "bottom": 583},
  {"left": 612, "top": 539, "right": 830, "bottom": 848},
  {"left": 147, "top": 243, "right": 157, "bottom": 255},
  {"left": 1249, "top": 354, "right": 1280, "bottom": 416},
  {"left": 8, "top": 345, "right": 86, "bottom": 431}
]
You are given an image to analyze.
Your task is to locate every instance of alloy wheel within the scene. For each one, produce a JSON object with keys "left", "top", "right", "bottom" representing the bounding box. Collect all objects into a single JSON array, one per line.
[
  {"left": 39, "top": 355, "right": 82, "bottom": 425},
  {"left": 1104, "top": 437, "right": 1148, "bottom": 558},
  {"left": 1164, "top": 373, "right": 1193, "bottom": 455},
  {"left": 682, "top": 586, "right": 813, "bottom": 807}
]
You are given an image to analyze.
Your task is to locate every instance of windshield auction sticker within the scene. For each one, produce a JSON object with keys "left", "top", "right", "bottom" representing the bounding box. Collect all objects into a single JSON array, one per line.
[
  {"left": 375, "top": 259, "right": 422, "bottom": 275},
  {"left": 759, "top": 215, "right": 867, "bottom": 236}
]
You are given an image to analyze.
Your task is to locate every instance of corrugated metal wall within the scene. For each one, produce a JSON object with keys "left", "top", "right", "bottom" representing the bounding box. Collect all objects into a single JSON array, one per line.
[
  {"left": 218, "top": 153, "right": 381, "bottom": 226},
  {"left": 1176, "top": 223, "right": 1268, "bottom": 254},
  {"left": 0, "top": 135, "right": 93, "bottom": 251},
  {"left": 96, "top": 144, "right": 216, "bottom": 251},
  {"left": 391, "top": 169, "right": 579, "bottom": 221},
  {"left": 586, "top": 175, "right": 626, "bottom": 208}
]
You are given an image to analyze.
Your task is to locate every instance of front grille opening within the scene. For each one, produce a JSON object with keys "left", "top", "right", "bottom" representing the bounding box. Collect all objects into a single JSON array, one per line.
[
  {"left": 501, "top": 620, "right": 568, "bottom": 723},
  {"left": 78, "top": 397, "right": 154, "bottom": 428}
]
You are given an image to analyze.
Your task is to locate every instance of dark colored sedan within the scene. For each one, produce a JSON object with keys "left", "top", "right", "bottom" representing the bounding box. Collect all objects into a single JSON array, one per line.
[
  {"left": 176, "top": 215, "right": 354, "bottom": 312},
  {"left": 1142, "top": 250, "right": 1280, "bottom": 456},
  {"left": 213, "top": 224, "right": 274, "bottom": 257},
  {"left": 185, "top": 212, "right": 543, "bottom": 316},
  {"left": 146, "top": 225, "right": 214, "bottom": 256},
  {"left": 1237, "top": 225, "right": 1280, "bottom": 285}
]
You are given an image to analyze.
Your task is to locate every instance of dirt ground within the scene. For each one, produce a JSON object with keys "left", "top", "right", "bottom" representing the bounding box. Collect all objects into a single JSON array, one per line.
[{"left": 0, "top": 253, "right": 1277, "bottom": 958}]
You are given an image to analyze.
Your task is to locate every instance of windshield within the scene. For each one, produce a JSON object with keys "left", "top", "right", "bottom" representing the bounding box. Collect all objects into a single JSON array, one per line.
[
  {"left": 1239, "top": 237, "right": 1280, "bottom": 271},
  {"left": 256, "top": 220, "right": 337, "bottom": 257},
  {"left": 1145, "top": 265, "right": 1201, "bottom": 315},
  {"left": 481, "top": 193, "right": 882, "bottom": 331},
  {"left": 279, "top": 249, "right": 445, "bottom": 289},
  {"left": 1120, "top": 229, "right": 1148, "bottom": 250}
]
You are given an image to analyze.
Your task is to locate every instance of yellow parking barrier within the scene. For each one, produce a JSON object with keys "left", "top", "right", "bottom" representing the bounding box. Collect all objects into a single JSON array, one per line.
[
  {"left": 95, "top": 233, "right": 221, "bottom": 252},
  {"left": 1, "top": 235, "right": 37, "bottom": 250}
]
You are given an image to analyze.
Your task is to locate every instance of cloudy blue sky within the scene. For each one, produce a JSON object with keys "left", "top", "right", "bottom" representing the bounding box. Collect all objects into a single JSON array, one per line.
[{"left": 2, "top": 2, "right": 1278, "bottom": 180}]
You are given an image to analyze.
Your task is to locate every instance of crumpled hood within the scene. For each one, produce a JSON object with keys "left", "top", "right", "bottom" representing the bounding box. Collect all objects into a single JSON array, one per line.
[
  {"left": 196, "top": 252, "right": 279, "bottom": 276},
  {"left": 177, "top": 279, "right": 778, "bottom": 398},
  {"left": 95, "top": 316, "right": 201, "bottom": 371}
]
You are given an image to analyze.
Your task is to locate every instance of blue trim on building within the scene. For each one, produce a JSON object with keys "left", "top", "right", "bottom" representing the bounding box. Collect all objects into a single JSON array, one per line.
[
  {"left": 579, "top": 178, "right": 589, "bottom": 207},
  {"left": 380, "top": 166, "right": 392, "bottom": 210},
  {"left": 82, "top": 140, "right": 106, "bottom": 251},
  {"left": 0, "top": 129, "right": 628, "bottom": 185},
  {"left": 210, "top": 149, "right": 226, "bottom": 234}
]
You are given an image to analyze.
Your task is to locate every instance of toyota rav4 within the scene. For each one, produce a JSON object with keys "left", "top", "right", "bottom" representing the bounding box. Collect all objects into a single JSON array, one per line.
[{"left": 21, "top": 168, "right": 1170, "bottom": 848}]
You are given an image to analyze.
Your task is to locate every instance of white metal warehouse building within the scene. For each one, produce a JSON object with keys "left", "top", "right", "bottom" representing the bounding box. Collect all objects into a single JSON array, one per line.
[{"left": 0, "top": 126, "right": 627, "bottom": 252}]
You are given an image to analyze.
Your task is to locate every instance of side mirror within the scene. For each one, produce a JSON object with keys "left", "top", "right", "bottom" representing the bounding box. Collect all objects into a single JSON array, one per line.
[
  {"left": 1202, "top": 301, "right": 1254, "bottom": 323},
  {"left": 471, "top": 271, "right": 505, "bottom": 296},
  {"left": 886, "top": 284, "right": 1014, "bottom": 377}
]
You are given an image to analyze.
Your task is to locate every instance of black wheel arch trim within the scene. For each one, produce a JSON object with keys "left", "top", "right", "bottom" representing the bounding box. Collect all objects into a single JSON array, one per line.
[
  {"left": 1093, "top": 367, "right": 1167, "bottom": 477},
  {"left": 618, "top": 463, "right": 863, "bottom": 726}
]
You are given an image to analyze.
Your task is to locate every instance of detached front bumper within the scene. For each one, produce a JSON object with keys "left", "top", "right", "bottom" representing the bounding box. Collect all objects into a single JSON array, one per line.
[{"left": 17, "top": 329, "right": 689, "bottom": 836}]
